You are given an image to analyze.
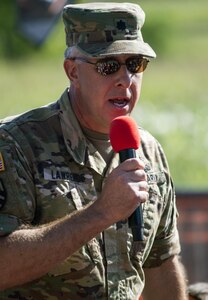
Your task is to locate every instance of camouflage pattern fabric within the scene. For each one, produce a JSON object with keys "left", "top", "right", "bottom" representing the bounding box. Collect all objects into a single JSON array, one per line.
[
  {"left": 0, "top": 89, "right": 180, "bottom": 299},
  {"left": 62, "top": 2, "right": 156, "bottom": 58}
]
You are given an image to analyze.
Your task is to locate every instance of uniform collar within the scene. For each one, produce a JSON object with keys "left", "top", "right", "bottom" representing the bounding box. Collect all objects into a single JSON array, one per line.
[
  {"left": 58, "top": 89, "right": 120, "bottom": 175},
  {"left": 59, "top": 89, "right": 87, "bottom": 165}
]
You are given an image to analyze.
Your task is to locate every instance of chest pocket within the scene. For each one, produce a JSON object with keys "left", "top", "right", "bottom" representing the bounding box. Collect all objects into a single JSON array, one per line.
[
  {"left": 35, "top": 166, "right": 103, "bottom": 283},
  {"left": 143, "top": 170, "right": 167, "bottom": 236},
  {"left": 34, "top": 166, "right": 97, "bottom": 224},
  {"left": 130, "top": 169, "right": 167, "bottom": 267}
]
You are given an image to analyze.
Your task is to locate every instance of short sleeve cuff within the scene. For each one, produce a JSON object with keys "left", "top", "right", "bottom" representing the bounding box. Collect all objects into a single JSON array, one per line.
[
  {"left": 143, "top": 230, "right": 181, "bottom": 268},
  {"left": 0, "top": 214, "right": 22, "bottom": 236}
]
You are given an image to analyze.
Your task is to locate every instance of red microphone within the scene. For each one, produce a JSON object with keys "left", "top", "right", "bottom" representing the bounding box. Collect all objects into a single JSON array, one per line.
[{"left": 110, "top": 116, "right": 144, "bottom": 241}]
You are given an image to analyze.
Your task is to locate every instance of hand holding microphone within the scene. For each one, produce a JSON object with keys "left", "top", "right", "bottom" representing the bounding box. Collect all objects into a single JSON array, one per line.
[{"left": 110, "top": 116, "right": 147, "bottom": 241}]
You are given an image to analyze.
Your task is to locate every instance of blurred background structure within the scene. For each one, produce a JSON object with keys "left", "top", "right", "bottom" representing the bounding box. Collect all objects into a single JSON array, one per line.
[
  {"left": 0, "top": 0, "right": 207, "bottom": 286},
  {"left": 16, "top": 0, "right": 69, "bottom": 46}
]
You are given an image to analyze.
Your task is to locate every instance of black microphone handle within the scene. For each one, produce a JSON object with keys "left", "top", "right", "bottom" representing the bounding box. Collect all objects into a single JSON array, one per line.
[{"left": 119, "top": 149, "right": 144, "bottom": 241}]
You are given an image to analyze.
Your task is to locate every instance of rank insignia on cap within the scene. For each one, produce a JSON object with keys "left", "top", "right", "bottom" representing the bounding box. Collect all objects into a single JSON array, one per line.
[{"left": 0, "top": 152, "right": 5, "bottom": 172}]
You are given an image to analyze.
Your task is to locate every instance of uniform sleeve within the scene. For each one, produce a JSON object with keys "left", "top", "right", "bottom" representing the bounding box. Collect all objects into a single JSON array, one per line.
[
  {"left": 0, "top": 129, "right": 36, "bottom": 236},
  {"left": 143, "top": 139, "right": 181, "bottom": 268},
  {"left": 143, "top": 180, "right": 181, "bottom": 268}
]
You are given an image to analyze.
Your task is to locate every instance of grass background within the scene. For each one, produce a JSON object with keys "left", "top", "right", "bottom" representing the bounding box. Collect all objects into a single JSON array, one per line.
[{"left": 0, "top": 0, "right": 207, "bottom": 189}]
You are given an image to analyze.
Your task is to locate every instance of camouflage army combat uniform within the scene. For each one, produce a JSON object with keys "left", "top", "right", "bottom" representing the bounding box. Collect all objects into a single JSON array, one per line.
[{"left": 0, "top": 89, "right": 180, "bottom": 299}]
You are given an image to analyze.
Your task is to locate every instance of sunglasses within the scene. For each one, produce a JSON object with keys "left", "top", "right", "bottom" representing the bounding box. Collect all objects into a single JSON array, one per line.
[{"left": 69, "top": 56, "right": 150, "bottom": 76}]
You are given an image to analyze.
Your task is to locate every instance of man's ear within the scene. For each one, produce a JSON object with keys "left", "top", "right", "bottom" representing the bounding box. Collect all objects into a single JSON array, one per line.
[{"left": 64, "top": 59, "right": 79, "bottom": 87}]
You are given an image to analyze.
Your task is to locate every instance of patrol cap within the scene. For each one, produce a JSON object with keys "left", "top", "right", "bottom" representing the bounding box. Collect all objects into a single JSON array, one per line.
[{"left": 62, "top": 2, "right": 156, "bottom": 58}]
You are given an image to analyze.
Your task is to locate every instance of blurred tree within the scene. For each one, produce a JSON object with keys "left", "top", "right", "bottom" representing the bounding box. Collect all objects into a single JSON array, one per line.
[
  {"left": 16, "top": 0, "right": 69, "bottom": 46},
  {"left": 0, "top": 0, "right": 71, "bottom": 58}
]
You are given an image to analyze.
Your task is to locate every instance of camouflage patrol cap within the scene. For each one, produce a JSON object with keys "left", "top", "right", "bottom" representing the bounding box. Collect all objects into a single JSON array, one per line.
[{"left": 62, "top": 2, "right": 156, "bottom": 58}]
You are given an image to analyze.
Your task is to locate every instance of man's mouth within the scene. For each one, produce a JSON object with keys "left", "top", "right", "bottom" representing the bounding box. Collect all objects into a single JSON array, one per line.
[{"left": 109, "top": 98, "right": 129, "bottom": 108}]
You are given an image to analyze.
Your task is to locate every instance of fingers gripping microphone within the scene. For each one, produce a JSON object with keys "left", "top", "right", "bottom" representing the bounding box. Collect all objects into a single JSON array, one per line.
[{"left": 110, "top": 116, "right": 144, "bottom": 241}]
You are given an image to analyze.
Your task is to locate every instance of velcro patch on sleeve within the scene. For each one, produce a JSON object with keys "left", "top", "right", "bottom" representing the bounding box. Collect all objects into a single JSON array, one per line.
[{"left": 0, "top": 179, "right": 7, "bottom": 209}]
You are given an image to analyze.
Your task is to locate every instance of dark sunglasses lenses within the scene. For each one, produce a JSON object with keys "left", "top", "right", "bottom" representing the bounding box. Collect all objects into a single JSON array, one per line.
[
  {"left": 127, "top": 57, "right": 149, "bottom": 73},
  {"left": 96, "top": 60, "right": 120, "bottom": 76},
  {"left": 96, "top": 57, "right": 149, "bottom": 76}
]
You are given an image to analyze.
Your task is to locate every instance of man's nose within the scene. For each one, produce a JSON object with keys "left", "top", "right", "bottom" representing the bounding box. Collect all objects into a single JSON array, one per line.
[{"left": 115, "top": 65, "right": 133, "bottom": 88}]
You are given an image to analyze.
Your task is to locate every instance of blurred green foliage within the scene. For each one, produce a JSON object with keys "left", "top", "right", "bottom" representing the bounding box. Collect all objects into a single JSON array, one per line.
[
  {"left": 0, "top": 0, "right": 32, "bottom": 58},
  {"left": 0, "top": 0, "right": 207, "bottom": 189}
]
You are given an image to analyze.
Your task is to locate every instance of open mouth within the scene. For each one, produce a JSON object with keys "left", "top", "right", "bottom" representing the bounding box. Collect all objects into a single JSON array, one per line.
[{"left": 109, "top": 98, "right": 129, "bottom": 108}]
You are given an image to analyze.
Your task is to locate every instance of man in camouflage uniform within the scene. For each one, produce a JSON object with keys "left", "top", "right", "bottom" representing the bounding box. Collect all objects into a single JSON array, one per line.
[{"left": 0, "top": 2, "right": 187, "bottom": 300}]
